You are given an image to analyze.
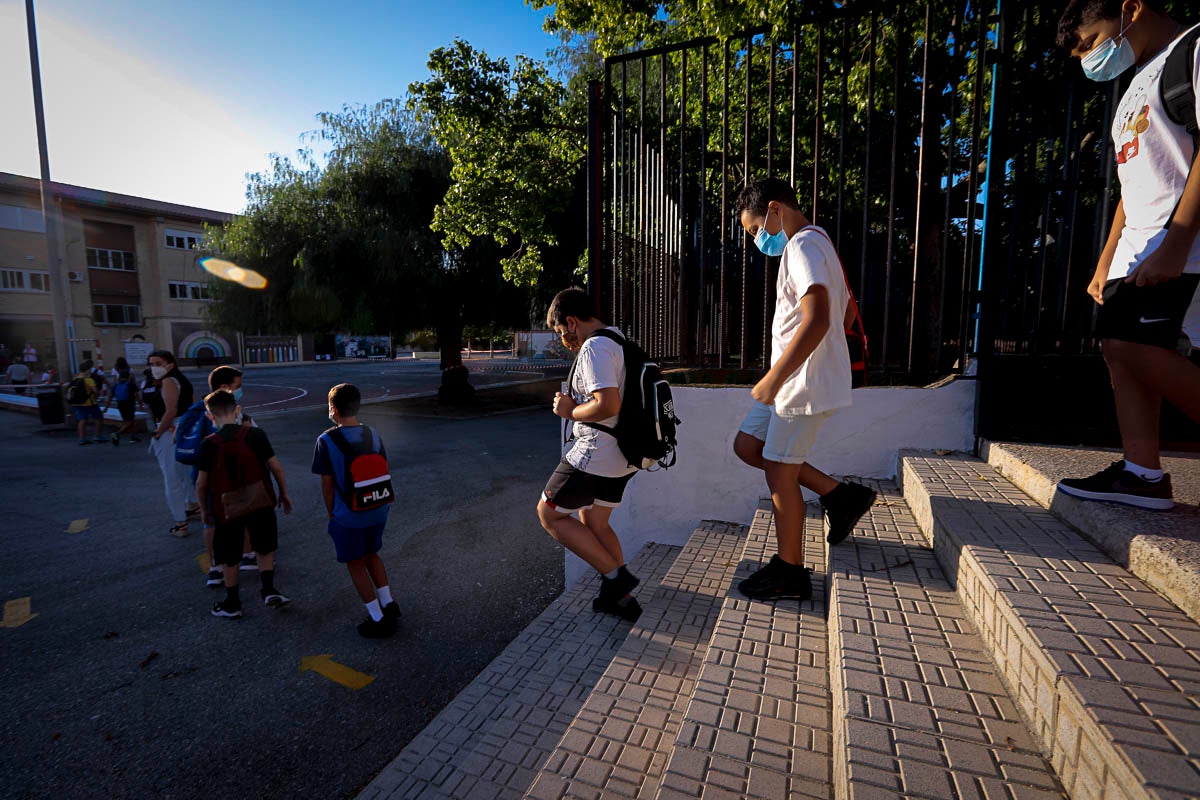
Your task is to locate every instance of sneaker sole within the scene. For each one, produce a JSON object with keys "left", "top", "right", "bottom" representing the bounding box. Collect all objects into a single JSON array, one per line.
[
  {"left": 1056, "top": 483, "right": 1174, "bottom": 511},
  {"left": 211, "top": 610, "right": 243, "bottom": 618},
  {"left": 737, "top": 589, "right": 813, "bottom": 602},
  {"left": 263, "top": 596, "right": 291, "bottom": 608},
  {"left": 206, "top": 579, "right": 224, "bottom": 587}
]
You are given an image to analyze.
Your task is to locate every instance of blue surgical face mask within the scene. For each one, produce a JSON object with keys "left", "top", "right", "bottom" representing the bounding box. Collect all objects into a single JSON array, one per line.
[
  {"left": 1081, "top": 15, "right": 1136, "bottom": 82},
  {"left": 753, "top": 207, "right": 789, "bottom": 257},
  {"left": 232, "top": 388, "right": 244, "bottom": 402}
]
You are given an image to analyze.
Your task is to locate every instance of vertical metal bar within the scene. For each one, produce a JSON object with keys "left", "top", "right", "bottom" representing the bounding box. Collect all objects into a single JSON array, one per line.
[
  {"left": 678, "top": 47, "right": 688, "bottom": 363},
  {"left": 908, "top": 4, "right": 932, "bottom": 374},
  {"left": 620, "top": 62, "right": 628, "bottom": 328},
  {"left": 791, "top": 32, "right": 799, "bottom": 188},
  {"left": 937, "top": 5, "right": 962, "bottom": 372},
  {"left": 959, "top": 4, "right": 988, "bottom": 367},
  {"left": 720, "top": 40, "right": 730, "bottom": 368},
  {"left": 764, "top": 39, "right": 774, "bottom": 366},
  {"left": 813, "top": 21, "right": 823, "bottom": 220},
  {"left": 836, "top": 15, "right": 849, "bottom": 250},
  {"left": 881, "top": 14, "right": 903, "bottom": 372},
  {"left": 639, "top": 58, "right": 648, "bottom": 350},
  {"left": 659, "top": 51, "right": 667, "bottom": 360},
  {"left": 859, "top": 11, "right": 878, "bottom": 348},
  {"left": 741, "top": 37, "right": 752, "bottom": 368},
  {"left": 587, "top": 79, "right": 602, "bottom": 311},
  {"left": 698, "top": 44, "right": 709, "bottom": 362},
  {"left": 768, "top": 41, "right": 776, "bottom": 176}
]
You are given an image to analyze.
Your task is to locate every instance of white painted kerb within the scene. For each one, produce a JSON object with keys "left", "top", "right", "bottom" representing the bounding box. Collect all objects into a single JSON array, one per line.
[{"left": 565, "top": 378, "right": 977, "bottom": 586}]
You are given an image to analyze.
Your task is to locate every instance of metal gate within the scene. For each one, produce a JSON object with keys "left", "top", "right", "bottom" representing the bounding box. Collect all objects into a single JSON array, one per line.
[{"left": 583, "top": 1, "right": 1197, "bottom": 445}]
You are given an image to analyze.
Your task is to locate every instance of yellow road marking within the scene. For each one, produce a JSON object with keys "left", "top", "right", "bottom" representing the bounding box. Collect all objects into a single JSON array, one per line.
[
  {"left": 1, "top": 597, "right": 37, "bottom": 628},
  {"left": 66, "top": 519, "right": 88, "bottom": 534},
  {"left": 196, "top": 553, "right": 211, "bottom": 573},
  {"left": 299, "top": 654, "right": 375, "bottom": 690}
]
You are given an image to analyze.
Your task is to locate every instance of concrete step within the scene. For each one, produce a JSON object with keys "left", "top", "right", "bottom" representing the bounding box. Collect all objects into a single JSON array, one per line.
[
  {"left": 656, "top": 500, "right": 834, "bottom": 800},
  {"left": 982, "top": 440, "right": 1200, "bottom": 626},
  {"left": 901, "top": 451, "right": 1200, "bottom": 799},
  {"left": 355, "top": 542, "right": 681, "bottom": 800},
  {"left": 828, "top": 479, "right": 1062, "bottom": 799},
  {"left": 524, "top": 519, "right": 750, "bottom": 800}
]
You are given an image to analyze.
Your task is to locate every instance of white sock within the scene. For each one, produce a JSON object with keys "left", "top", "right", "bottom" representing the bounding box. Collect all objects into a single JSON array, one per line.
[
  {"left": 1124, "top": 460, "right": 1164, "bottom": 482},
  {"left": 365, "top": 600, "right": 383, "bottom": 622},
  {"left": 377, "top": 586, "right": 393, "bottom": 607},
  {"left": 603, "top": 568, "right": 620, "bottom": 580}
]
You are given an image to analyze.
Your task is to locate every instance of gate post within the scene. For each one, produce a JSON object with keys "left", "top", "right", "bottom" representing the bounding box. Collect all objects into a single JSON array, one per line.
[{"left": 587, "top": 78, "right": 604, "bottom": 317}]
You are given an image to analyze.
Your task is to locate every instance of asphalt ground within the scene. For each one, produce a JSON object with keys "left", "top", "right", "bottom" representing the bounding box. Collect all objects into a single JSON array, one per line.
[{"left": 0, "top": 380, "right": 568, "bottom": 800}]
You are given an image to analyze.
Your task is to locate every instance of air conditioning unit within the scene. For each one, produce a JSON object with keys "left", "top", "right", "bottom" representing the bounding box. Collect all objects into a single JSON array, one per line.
[{"left": 68, "top": 271, "right": 84, "bottom": 283}]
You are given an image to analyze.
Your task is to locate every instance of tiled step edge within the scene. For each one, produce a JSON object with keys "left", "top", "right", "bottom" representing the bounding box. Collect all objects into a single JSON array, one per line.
[
  {"left": 356, "top": 542, "right": 681, "bottom": 800},
  {"left": 524, "top": 519, "right": 750, "bottom": 800},
  {"left": 982, "top": 440, "right": 1200, "bottom": 627},
  {"left": 656, "top": 500, "right": 834, "bottom": 800},
  {"left": 901, "top": 452, "right": 1200, "bottom": 800},
  {"left": 829, "top": 480, "right": 1062, "bottom": 799}
]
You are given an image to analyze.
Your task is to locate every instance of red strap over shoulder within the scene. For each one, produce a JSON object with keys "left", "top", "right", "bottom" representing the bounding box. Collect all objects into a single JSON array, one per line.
[{"left": 800, "top": 226, "right": 868, "bottom": 345}]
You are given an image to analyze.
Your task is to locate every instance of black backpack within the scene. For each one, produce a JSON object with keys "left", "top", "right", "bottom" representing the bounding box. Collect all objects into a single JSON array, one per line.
[
  {"left": 1161, "top": 25, "right": 1200, "bottom": 142},
  {"left": 567, "top": 328, "right": 681, "bottom": 470},
  {"left": 66, "top": 376, "right": 89, "bottom": 405}
]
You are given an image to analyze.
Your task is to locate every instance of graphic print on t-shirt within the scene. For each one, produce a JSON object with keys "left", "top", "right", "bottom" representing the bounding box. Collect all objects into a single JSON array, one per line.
[{"left": 1116, "top": 96, "right": 1151, "bottom": 164}]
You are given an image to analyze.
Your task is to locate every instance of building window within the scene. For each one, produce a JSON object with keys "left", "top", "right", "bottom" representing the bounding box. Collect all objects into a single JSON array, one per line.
[
  {"left": 0, "top": 204, "right": 46, "bottom": 233},
  {"left": 0, "top": 268, "right": 50, "bottom": 293},
  {"left": 164, "top": 228, "right": 202, "bottom": 250},
  {"left": 87, "top": 247, "right": 136, "bottom": 271},
  {"left": 168, "top": 280, "right": 210, "bottom": 301},
  {"left": 93, "top": 303, "right": 142, "bottom": 325}
]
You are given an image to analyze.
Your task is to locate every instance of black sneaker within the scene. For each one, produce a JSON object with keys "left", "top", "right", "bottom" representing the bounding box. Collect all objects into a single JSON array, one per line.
[
  {"left": 382, "top": 601, "right": 401, "bottom": 622},
  {"left": 262, "top": 591, "right": 291, "bottom": 608},
  {"left": 737, "top": 555, "right": 813, "bottom": 602},
  {"left": 110, "top": 432, "right": 119, "bottom": 447},
  {"left": 206, "top": 568, "right": 224, "bottom": 587},
  {"left": 211, "top": 600, "right": 242, "bottom": 619},
  {"left": 357, "top": 616, "right": 395, "bottom": 639},
  {"left": 593, "top": 566, "right": 640, "bottom": 612},
  {"left": 1057, "top": 461, "right": 1174, "bottom": 511},
  {"left": 821, "top": 481, "right": 878, "bottom": 544},
  {"left": 239, "top": 554, "right": 258, "bottom": 572}
]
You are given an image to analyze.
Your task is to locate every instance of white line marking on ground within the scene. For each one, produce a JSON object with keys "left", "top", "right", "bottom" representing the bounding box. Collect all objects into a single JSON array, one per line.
[{"left": 244, "top": 384, "right": 308, "bottom": 409}]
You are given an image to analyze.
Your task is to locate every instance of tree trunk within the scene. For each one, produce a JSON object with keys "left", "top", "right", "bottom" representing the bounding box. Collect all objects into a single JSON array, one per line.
[{"left": 437, "top": 300, "right": 474, "bottom": 404}]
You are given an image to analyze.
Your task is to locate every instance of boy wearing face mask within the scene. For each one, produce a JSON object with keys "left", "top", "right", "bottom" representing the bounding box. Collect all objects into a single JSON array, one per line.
[
  {"left": 731, "top": 178, "right": 876, "bottom": 603},
  {"left": 536, "top": 288, "right": 643, "bottom": 622},
  {"left": 1055, "top": 0, "right": 1200, "bottom": 510}
]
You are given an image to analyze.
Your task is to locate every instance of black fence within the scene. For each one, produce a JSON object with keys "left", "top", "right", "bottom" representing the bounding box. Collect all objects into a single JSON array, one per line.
[{"left": 584, "top": 1, "right": 1200, "bottom": 444}]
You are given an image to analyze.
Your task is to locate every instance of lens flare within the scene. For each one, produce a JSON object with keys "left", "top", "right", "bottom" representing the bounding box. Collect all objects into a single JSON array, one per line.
[{"left": 199, "top": 258, "right": 268, "bottom": 290}]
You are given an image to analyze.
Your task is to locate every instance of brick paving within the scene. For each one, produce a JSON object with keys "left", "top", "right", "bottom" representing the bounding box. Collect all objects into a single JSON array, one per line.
[
  {"left": 525, "top": 520, "right": 750, "bottom": 800},
  {"left": 828, "top": 480, "right": 1062, "bottom": 800},
  {"left": 356, "top": 543, "right": 680, "bottom": 800},
  {"left": 902, "top": 452, "right": 1200, "bottom": 800},
  {"left": 656, "top": 501, "right": 832, "bottom": 800}
]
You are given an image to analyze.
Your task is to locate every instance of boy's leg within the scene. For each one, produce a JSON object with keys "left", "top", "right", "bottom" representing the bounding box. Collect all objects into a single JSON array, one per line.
[
  {"left": 249, "top": 511, "right": 288, "bottom": 606},
  {"left": 211, "top": 523, "right": 243, "bottom": 618},
  {"left": 537, "top": 502, "right": 621, "bottom": 574},
  {"left": 578, "top": 505, "right": 625, "bottom": 567},
  {"left": 345, "top": 559, "right": 378, "bottom": 603},
  {"left": 1105, "top": 338, "right": 1200, "bottom": 468},
  {"left": 363, "top": 551, "right": 389, "bottom": 589},
  {"left": 363, "top": 548, "right": 400, "bottom": 622},
  {"left": 764, "top": 460, "right": 807, "bottom": 565}
]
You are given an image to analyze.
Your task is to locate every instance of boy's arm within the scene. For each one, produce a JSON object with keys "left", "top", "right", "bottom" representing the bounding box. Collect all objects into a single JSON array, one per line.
[
  {"left": 195, "top": 471, "right": 212, "bottom": 525},
  {"left": 321, "top": 475, "right": 336, "bottom": 519},
  {"left": 1089, "top": 198, "right": 1125, "bottom": 304},
  {"left": 752, "top": 285, "right": 832, "bottom": 406},
  {"left": 266, "top": 456, "right": 292, "bottom": 514},
  {"left": 1128, "top": 149, "right": 1200, "bottom": 286},
  {"left": 555, "top": 387, "right": 621, "bottom": 421}
]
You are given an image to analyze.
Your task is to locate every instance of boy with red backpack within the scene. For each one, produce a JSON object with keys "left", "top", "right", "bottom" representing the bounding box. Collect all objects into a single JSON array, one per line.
[
  {"left": 195, "top": 389, "right": 293, "bottom": 619},
  {"left": 311, "top": 383, "right": 398, "bottom": 639}
]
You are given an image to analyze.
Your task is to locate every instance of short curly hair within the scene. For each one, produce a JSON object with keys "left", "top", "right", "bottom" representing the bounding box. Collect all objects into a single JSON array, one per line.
[
  {"left": 1055, "top": 0, "right": 1165, "bottom": 51},
  {"left": 546, "top": 288, "right": 597, "bottom": 329},
  {"left": 733, "top": 178, "right": 800, "bottom": 219}
]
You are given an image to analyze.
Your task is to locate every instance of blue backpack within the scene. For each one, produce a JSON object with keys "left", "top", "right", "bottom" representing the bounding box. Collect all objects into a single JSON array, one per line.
[
  {"left": 174, "top": 400, "right": 215, "bottom": 465},
  {"left": 113, "top": 371, "right": 135, "bottom": 402}
]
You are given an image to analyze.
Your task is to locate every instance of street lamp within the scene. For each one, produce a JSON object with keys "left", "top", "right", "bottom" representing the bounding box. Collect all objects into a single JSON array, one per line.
[{"left": 24, "top": 0, "right": 73, "bottom": 380}]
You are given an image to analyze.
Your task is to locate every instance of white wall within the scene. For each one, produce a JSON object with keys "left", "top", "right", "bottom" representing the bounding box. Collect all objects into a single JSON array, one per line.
[{"left": 565, "top": 378, "right": 978, "bottom": 586}]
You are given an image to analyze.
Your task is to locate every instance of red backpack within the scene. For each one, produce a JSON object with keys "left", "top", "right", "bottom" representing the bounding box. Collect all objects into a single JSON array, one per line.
[
  {"left": 207, "top": 427, "right": 276, "bottom": 524},
  {"left": 326, "top": 425, "right": 394, "bottom": 512}
]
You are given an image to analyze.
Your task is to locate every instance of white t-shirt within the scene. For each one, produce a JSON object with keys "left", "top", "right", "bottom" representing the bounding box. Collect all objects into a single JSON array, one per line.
[
  {"left": 771, "top": 226, "right": 852, "bottom": 416},
  {"left": 1109, "top": 24, "right": 1200, "bottom": 284},
  {"left": 563, "top": 327, "right": 637, "bottom": 478}
]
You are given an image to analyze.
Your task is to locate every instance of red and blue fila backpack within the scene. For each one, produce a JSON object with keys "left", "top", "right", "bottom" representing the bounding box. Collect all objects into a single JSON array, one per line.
[{"left": 326, "top": 424, "right": 395, "bottom": 511}]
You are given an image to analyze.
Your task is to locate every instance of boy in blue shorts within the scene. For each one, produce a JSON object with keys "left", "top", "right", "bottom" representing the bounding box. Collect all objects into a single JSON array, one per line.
[{"left": 311, "top": 383, "right": 399, "bottom": 639}]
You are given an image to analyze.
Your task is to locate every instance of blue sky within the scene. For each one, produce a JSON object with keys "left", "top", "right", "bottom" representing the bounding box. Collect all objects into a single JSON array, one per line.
[{"left": 0, "top": 0, "right": 560, "bottom": 214}]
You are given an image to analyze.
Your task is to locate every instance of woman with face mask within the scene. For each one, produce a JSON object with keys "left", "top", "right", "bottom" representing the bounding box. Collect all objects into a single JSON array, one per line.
[{"left": 147, "top": 350, "right": 197, "bottom": 536}]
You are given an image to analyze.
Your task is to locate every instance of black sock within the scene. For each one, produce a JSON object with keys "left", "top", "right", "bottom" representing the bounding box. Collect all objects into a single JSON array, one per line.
[
  {"left": 225, "top": 585, "right": 240, "bottom": 606},
  {"left": 260, "top": 569, "right": 276, "bottom": 595}
]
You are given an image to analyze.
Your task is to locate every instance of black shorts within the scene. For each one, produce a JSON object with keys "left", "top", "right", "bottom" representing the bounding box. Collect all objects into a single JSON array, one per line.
[
  {"left": 1097, "top": 274, "right": 1200, "bottom": 349},
  {"left": 117, "top": 400, "right": 136, "bottom": 421},
  {"left": 541, "top": 460, "right": 635, "bottom": 513},
  {"left": 213, "top": 508, "right": 278, "bottom": 567}
]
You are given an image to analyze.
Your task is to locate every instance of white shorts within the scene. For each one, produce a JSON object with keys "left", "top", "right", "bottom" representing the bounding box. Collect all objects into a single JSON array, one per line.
[{"left": 738, "top": 401, "right": 830, "bottom": 464}]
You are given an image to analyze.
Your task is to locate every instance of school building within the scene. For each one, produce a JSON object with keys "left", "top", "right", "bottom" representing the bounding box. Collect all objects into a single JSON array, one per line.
[{"left": 0, "top": 171, "right": 259, "bottom": 373}]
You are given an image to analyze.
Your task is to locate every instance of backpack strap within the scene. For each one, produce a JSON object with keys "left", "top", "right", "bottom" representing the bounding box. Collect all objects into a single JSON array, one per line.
[
  {"left": 1161, "top": 25, "right": 1200, "bottom": 140},
  {"left": 801, "top": 226, "right": 870, "bottom": 370},
  {"left": 567, "top": 328, "right": 626, "bottom": 442}
]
